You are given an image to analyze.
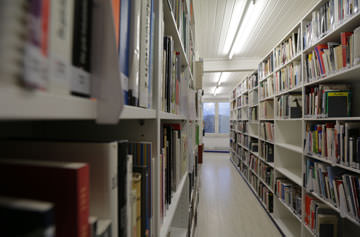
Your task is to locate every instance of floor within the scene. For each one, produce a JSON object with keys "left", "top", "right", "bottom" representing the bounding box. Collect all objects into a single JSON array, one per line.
[{"left": 195, "top": 152, "right": 281, "bottom": 237}]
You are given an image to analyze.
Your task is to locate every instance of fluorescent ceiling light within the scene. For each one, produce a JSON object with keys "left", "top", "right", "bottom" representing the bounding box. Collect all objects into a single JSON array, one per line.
[
  {"left": 222, "top": 1, "right": 247, "bottom": 55},
  {"left": 213, "top": 87, "right": 218, "bottom": 96},
  {"left": 217, "top": 72, "right": 223, "bottom": 86},
  {"left": 229, "top": 0, "right": 267, "bottom": 58}
]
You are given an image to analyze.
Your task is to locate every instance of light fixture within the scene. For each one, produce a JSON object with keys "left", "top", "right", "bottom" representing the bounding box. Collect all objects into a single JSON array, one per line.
[
  {"left": 217, "top": 72, "right": 223, "bottom": 86},
  {"left": 228, "top": 0, "right": 267, "bottom": 59},
  {"left": 213, "top": 86, "right": 218, "bottom": 96}
]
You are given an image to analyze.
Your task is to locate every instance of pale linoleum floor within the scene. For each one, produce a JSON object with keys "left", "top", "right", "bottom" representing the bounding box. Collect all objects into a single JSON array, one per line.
[{"left": 195, "top": 152, "right": 282, "bottom": 237}]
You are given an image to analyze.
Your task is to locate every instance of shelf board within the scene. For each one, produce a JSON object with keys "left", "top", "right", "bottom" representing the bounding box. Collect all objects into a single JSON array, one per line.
[
  {"left": 260, "top": 95, "right": 275, "bottom": 102},
  {"left": 258, "top": 155, "right": 275, "bottom": 168},
  {"left": 275, "top": 118, "right": 303, "bottom": 121},
  {"left": 259, "top": 177, "right": 274, "bottom": 193},
  {"left": 276, "top": 143, "right": 302, "bottom": 154},
  {"left": 276, "top": 167, "right": 302, "bottom": 186},
  {"left": 275, "top": 85, "right": 302, "bottom": 97},
  {"left": 120, "top": 105, "right": 156, "bottom": 119},
  {"left": 304, "top": 116, "right": 360, "bottom": 121},
  {"left": 272, "top": 217, "right": 301, "bottom": 237},
  {"left": 169, "top": 227, "right": 187, "bottom": 237},
  {"left": 163, "top": 0, "right": 189, "bottom": 68},
  {"left": 160, "top": 173, "right": 188, "bottom": 237},
  {"left": 305, "top": 153, "right": 360, "bottom": 174},
  {"left": 160, "top": 111, "right": 186, "bottom": 120},
  {"left": 276, "top": 196, "right": 302, "bottom": 222},
  {"left": 259, "top": 72, "right": 274, "bottom": 82},
  {"left": 274, "top": 53, "right": 302, "bottom": 73},
  {"left": 258, "top": 137, "right": 275, "bottom": 144},
  {"left": 304, "top": 63, "right": 360, "bottom": 87},
  {"left": 0, "top": 87, "right": 97, "bottom": 120}
]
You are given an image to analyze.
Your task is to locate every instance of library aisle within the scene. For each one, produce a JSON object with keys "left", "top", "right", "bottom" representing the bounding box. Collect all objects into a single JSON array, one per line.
[{"left": 196, "top": 152, "right": 281, "bottom": 237}]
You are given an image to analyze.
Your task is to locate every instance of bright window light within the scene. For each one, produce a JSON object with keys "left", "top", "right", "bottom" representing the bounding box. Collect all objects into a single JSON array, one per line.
[
  {"left": 229, "top": 0, "right": 267, "bottom": 58},
  {"left": 222, "top": 1, "right": 246, "bottom": 55}
]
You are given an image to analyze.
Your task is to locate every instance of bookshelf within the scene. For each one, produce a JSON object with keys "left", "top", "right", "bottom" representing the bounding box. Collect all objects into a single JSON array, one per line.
[
  {"left": 0, "top": 0, "right": 201, "bottom": 237},
  {"left": 230, "top": 1, "right": 360, "bottom": 236}
]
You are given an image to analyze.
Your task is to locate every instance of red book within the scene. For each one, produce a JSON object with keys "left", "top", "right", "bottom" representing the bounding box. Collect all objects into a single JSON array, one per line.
[
  {"left": 0, "top": 159, "right": 90, "bottom": 237},
  {"left": 341, "top": 32, "right": 353, "bottom": 68},
  {"left": 112, "top": 0, "right": 120, "bottom": 49},
  {"left": 41, "top": 0, "right": 49, "bottom": 56},
  {"left": 305, "top": 194, "right": 312, "bottom": 226},
  {"left": 314, "top": 44, "right": 328, "bottom": 75}
]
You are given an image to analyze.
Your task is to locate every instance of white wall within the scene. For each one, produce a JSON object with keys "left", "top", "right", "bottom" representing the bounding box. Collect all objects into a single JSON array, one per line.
[{"left": 203, "top": 135, "right": 229, "bottom": 151}]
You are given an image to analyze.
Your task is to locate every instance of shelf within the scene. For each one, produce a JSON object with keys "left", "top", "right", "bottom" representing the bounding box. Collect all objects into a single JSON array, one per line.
[
  {"left": 160, "top": 173, "right": 188, "bottom": 237},
  {"left": 305, "top": 153, "right": 360, "bottom": 174},
  {"left": 275, "top": 85, "right": 302, "bottom": 97},
  {"left": 304, "top": 11, "right": 360, "bottom": 54},
  {"left": 163, "top": 0, "right": 189, "bottom": 68},
  {"left": 258, "top": 155, "right": 275, "bottom": 168},
  {"left": 304, "top": 116, "right": 360, "bottom": 121},
  {"left": 160, "top": 111, "right": 186, "bottom": 120},
  {"left": 259, "top": 177, "right": 274, "bottom": 193},
  {"left": 272, "top": 217, "right": 301, "bottom": 237},
  {"left": 0, "top": 87, "right": 97, "bottom": 120},
  {"left": 258, "top": 137, "right": 275, "bottom": 144},
  {"left": 249, "top": 103, "right": 259, "bottom": 107},
  {"left": 259, "top": 72, "right": 274, "bottom": 83},
  {"left": 274, "top": 53, "right": 302, "bottom": 73},
  {"left": 120, "top": 105, "right": 156, "bottom": 119},
  {"left": 260, "top": 95, "right": 274, "bottom": 102},
  {"left": 276, "top": 143, "right": 302, "bottom": 154},
  {"left": 276, "top": 196, "right": 302, "bottom": 222},
  {"left": 276, "top": 167, "right": 302, "bottom": 186},
  {"left": 304, "top": 63, "right": 360, "bottom": 87},
  {"left": 169, "top": 227, "right": 187, "bottom": 237},
  {"left": 275, "top": 118, "right": 303, "bottom": 121},
  {"left": 248, "top": 86, "right": 258, "bottom": 93}
]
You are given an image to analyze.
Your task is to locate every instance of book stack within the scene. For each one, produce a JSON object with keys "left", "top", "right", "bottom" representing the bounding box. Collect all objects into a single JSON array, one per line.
[
  {"left": 304, "top": 194, "right": 339, "bottom": 237},
  {"left": 305, "top": 159, "right": 360, "bottom": 223},
  {"left": 260, "top": 122, "right": 275, "bottom": 142},
  {"left": 160, "top": 124, "right": 187, "bottom": 221},
  {"left": 305, "top": 122, "right": 360, "bottom": 168},
  {"left": 304, "top": 84, "right": 352, "bottom": 118},
  {"left": 259, "top": 53, "right": 274, "bottom": 79},
  {"left": 237, "top": 121, "right": 248, "bottom": 133},
  {"left": 276, "top": 178, "right": 302, "bottom": 218},
  {"left": 276, "top": 93, "right": 302, "bottom": 119},
  {"left": 303, "top": 0, "right": 359, "bottom": 49},
  {"left": 258, "top": 183, "right": 274, "bottom": 213},
  {"left": 259, "top": 77, "right": 274, "bottom": 99},
  {"left": 260, "top": 142, "right": 274, "bottom": 162},
  {"left": 249, "top": 171, "right": 259, "bottom": 191},
  {"left": 1, "top": 0, "right": 93, "bottom": 97},
  {"left": 249, "top": 90, "right": 258, "bottom": 106},
  {"left": 248, "top": 73, "right": 258, "bottom": 90},
  {"left": 249, "top": 154, "right": 259, "bottom": 173},
  {"left": 274, "top": 26, "right": 301, "bottom": 68},
  {"left": 250, "top": 139, "right": 259, "bottom": 153},
  {"left": 249, "top": 107, "right": 258, "bottom": 121},
  {"left": 162, "top": 36, "right": 187, "bottom": 114},
  {"left": 259, "top": 162, "right": 274, "bottom": 188},
  {"left": 260, "top": 101, "right": 274, "bottom": 120},
  {"left": 274, "top": 61, "right": 301, "bottom": 94}
]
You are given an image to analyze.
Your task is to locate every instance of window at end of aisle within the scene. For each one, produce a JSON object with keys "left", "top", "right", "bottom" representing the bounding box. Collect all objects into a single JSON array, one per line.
[
  {"left": 203, "top": 102, "right": 215, "bottom": 133},
  {"left": 219, "top": 102, "right": 230, "bottom": 134}
]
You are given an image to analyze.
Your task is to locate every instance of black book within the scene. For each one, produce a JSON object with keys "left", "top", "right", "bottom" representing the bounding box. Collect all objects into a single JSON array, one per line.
[
  {"left": 118, "top": 141, "right": 128, "bottom": 237},
  {"left": 71, "top": 0, "right": 93, "bottom": 97}
]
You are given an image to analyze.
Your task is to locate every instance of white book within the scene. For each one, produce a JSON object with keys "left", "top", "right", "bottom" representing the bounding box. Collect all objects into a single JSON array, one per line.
[
  {"left": 139, "top": 0, "right": 152, "bottom": 108},
  {"left": 129, "top": 0, "right": 141, "bottom": 106},
  {"left": 49, "top": 0, "right": 75, "bottom": 94},
  {"left": 353, "top": 26, "right": 360, "bottom": 65},
  {"left": 0, "top": 141, "right": 119, "bottom": 237}
]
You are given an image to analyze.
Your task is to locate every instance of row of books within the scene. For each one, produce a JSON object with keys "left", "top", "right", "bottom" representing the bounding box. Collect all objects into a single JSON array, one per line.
[
  {"left": 304, "top": 84, "right": 352, "bottom": 118},
  {"left": 275, "top": 93, "right": 302, "bottom": 119},
  {"left": 259, "top": 142, "right": 274, "bottom": 162},
  {"left": 249, "top": 138, "right": 259, "bottom": 153},
  {"left": 259, "top": 162, "right": 274, "bottom": 189},
  {"left": 275, "top": 178, "right": 302, "bottom": 218},
  {"left": 249, "top": 107, "right": 258, "bottom": 121},
  {"left": 249, "top": 172, "right": 259, "bottom": 192},
  {"left": 304, "top": 194, "right": 339, "bottom": 236},
  {"left": 237, "top": 121, "right": 247, "bottom": 133},
  {"left": 259, "top": 77, "right": 274, "bottom": 99},
  {"left": 162, "top": 36, "right": 188, "bottom": 114},
  {"left": 160, "top": 124, "right": 187, "bottom": 221},
  {"left": 259, "top": 53, "right": 274, "bottom": 80},
  {"left": 238, "top": 94, "right": 249, "bottom": 107},
  {"left": 305, "top": 28, "right": 360, "bottom": 83},
  {"left": 248, "top": 90, "right": 258, "bottom": 106},
  {"left": 305, "top": 158, "right": 360, "bottom": 222},
  {"left": 260, "top": 101, "right": 274, "bottom": 120},
  {"left": 274, "top": 61, "right": 301, "bottom": 94},
  {"left": 260, "top": 122, "right": 275, "bottom": 142},
  {"left": 248, "top": 73, "right": 258, "bottom": 90},
  {"left": 1, "top": 0, "right": 93, "bottom": 97},
  {"left": 258, "top": 183, "right": 274, "bottom": 213},
  {"left": 0, "top": 140, "right": 154, "bottom": 237},
  {"left": 249, "top": 154, "right": 259, "bottom": 173},
  {"left": 274, "top": 27, "right": 301, "bottom": 68},
  {"left": 304, "top": 122, "right": 360, "bottom": 169},
  {"left": 303, "top": 0, "right": 359, "bottom": 49}
]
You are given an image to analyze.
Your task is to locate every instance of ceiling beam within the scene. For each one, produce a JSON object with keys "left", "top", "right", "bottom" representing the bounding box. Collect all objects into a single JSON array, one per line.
[{"left": 203, "top": 58, "right": 259, "bottom": 72}]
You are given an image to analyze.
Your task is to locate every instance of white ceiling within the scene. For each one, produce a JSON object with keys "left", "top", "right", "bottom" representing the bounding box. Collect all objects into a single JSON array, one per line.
[{"left": 193, "top": 0, "right": 319, "bottom": 97}]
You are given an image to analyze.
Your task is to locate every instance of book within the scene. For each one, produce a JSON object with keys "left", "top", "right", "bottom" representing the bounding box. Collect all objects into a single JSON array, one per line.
[
  {"left": 89, "top": 216, "right": 98, "bottom": 237},
  {"left": 132, "top": 173, "right": 142, "bottom": 237},
  {"left": 119, "top": 0, "right": 131, "bottom": 105},
  {"left": 128, "top": 0, "right": 141, "bottom": 106},
  {"left": 0, "top": 159, "right": 89, "bottom": 237},
  {"left": 71, "top": 0, "right": 93, "bottom": 96},
  {"left": 133, "top": 166, "right": 149, "bottom": 237},
  {"left": 0, "top": 141, "right": 119, "bottom": 237},
  {"left": 111, "top": 0, "right": 120, "bottom": 49},
  {"left": 97, "top": 219, "right": 112, "bottom": 237},
  {"left": 0, "top": 196, "right": 55, "bottom": 237}
]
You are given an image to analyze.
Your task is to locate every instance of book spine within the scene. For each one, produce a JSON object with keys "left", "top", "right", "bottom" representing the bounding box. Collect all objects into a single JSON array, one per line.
[
  {"left": 76, "top": 165, "right": 90, "bottom": 237},
  {"left": 71, "top": 0, "right": 93, "bottom": 97}
]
